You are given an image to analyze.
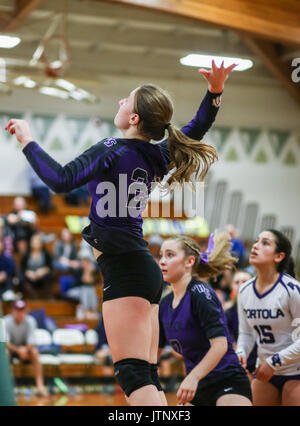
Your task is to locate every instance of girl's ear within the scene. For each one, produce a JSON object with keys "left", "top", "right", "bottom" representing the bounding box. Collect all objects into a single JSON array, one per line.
[
  {"left": 186, "top": 255, "right": 196, "bottom": 269},
  {"left": 274, "top": 251, "right": 285, "bottom": 265},
  {"left": 129, "top": 113, "right": 140, "bottom": 126}
]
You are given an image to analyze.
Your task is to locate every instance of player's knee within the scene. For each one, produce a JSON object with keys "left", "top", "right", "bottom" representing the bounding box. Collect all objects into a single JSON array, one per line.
[
  {"left": 114, "top": 358, "right": 154, "bottom": 397},
  {"left": 150, "top": 363, "right": 163, "bottom": 392}
]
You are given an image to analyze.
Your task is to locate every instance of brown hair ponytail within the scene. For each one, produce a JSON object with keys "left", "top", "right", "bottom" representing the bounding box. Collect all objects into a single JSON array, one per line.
[
  {"left": 166, "top": 125, "right": 218, "bottom": 186},
  {"left": 134, "top": 84, "right": 218, "bottom": 186},
  {"left": 169, "top": 232, "right": 237, "bottom": 279}
]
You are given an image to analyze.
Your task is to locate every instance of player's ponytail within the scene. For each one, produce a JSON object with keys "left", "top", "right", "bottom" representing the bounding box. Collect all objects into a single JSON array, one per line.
[
  {"left": 166, "top": 125, "right": 218, "bottom": 186},
  {"left": 134, "top": 84, "right": 218, "bottom": 186},
  {"left": 169, "top": 232, "right": 237, "bottom": 279},
  {"left": 267, "top": 229, "right": 295, "bottom": 277}
]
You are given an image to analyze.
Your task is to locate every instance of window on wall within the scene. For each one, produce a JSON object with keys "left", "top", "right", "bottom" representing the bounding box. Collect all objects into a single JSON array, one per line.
[
  {"left": 241, "top": 202, "right": 259, "bottom": 241},
  {"left": 280, "top": 227, "right": 295, "bottom": 246},
  {"left": 260, "top": 214, "right": 277, "bottom": 232},
  {"left": 209, "top": 180, "right": 227, "bottom": 231},
  {"left": 227, "top": 191, "right": 242, "bottom": 227}
]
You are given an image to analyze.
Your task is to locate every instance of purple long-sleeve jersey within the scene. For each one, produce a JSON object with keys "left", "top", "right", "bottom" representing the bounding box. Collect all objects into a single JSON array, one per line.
[
  {"left": 22, "top": 90, "right": 221, "bottom": 254},
  {"left": 159, "top": 278, "right": 243, "bottom": 385}
]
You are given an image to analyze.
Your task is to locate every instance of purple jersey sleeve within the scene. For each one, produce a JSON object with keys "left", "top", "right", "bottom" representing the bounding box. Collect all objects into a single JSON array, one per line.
[
  {"left": 190, "top": 284, "right": 227, "bottom": 340},
  {"left": 22, "top": 139, "right": 127, "bottom": 193},
  {"left": 158, "top": 89, "right": 222, "bottom": 164}
]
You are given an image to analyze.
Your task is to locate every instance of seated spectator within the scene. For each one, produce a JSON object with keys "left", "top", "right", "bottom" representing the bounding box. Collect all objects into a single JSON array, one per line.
[
  {"left": 226, "top": 224, "right": 246, "bottom": 268},
  {"left": 0, "top": 238, "right": 18, "bottom": 301},
  {"left": 7, "top": 197, "right": 37, "bottom": 255},
  {"left": 225, "top": 270, "right": 257, "bottom": 378},
  {"left": 94, "top": 316, "right": 112, "bottom": 367},
  {"left": 53, "top": 228, "right": 80, "bottom": 272},
  {"left": 65, "top": 253, "right": 99, "bottom": 319},
  {"left": 28, "top": 166, "right": 55, "bottom": 214},
  {"left": 4, "top": 300, "right": 48, "bottom": 397},
  {"left": 21, "top": 233, "right": 54, "bottom": 299},
  {"left": 0, "top": 216, "right": 14, "bottom": 257}
]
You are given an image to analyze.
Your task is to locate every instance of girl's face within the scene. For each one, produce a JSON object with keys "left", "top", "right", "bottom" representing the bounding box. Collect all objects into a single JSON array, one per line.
[
  {"left": 30, "top": 234, "right": 42, "bottom": 250},
  {"left": 249, "top": 231, "right": 284, "bottom": 269},
  {"left": 114, "top": 88, "right": 138, "bottom": 130},
  {"left": 159, "top": 240, "right": 195, "bottom": 283},
  {"left": 231, "top": 271, "right": 252, "bottom": 298}
]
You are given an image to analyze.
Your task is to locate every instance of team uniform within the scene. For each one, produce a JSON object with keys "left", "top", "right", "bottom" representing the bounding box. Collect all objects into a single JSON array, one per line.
[
  {"left": 237, "top": 273, "right": 300, "bottom": 392},
  {"left": 22, "top": 90, "right": 221, "bottom": 305},
  {"left": 159, "top": 278, "right": 252, "bottom": 406}
]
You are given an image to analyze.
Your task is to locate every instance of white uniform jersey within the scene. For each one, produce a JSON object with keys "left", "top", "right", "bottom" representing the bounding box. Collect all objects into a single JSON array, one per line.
[{"left": 236, "top": 273, "right": 300, "bottom": 376}]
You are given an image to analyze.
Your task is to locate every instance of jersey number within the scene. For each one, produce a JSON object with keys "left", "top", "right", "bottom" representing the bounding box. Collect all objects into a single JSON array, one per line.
[
  {"left": 169, "top": 339, "right": 183, "bottom": 355},
  {"left": 254, "top": 325, "right": 275, "bottom": 344},
  {"left": 127, "top": 168, "right": 148, "bottom": 211}
]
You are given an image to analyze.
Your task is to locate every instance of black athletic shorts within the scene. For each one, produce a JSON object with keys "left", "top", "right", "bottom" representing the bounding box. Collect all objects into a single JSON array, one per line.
[
  {"left": 97, "top": 250, "right": 164, "bottom": 304},
  {"left": 190, "top": 370, "right": 252, "bottom": 406}
]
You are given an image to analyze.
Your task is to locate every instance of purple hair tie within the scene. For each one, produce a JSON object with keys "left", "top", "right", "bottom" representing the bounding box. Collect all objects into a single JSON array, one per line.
[{"left": 199, "top": 233, "right": 215, "bottom": 264}]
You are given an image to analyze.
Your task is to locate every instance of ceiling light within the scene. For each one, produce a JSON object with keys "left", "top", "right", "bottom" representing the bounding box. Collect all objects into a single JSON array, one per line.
[
  {"left": 13, "top": 76, "right": 36, "bottom": 88},
  {"left": 50, "top": 60, "right": 63, "bottom": 69},
  {"left": 39, "top": 86, "right": 69, "bottom": 99},
  {"left": 180, "top": 54, "right": 253, "bottom": 71},
  {"left": 56, "top": 79, "right": 76, "bottom": 91},
  {"left": 13, "top": 76, "right": 28, "bottom": 85},
  {"left": 0, "top": 35, "right": 20, "bottom": 49},
  {"left": 23, "top": 79, "right": 36, "bottom": 88}
]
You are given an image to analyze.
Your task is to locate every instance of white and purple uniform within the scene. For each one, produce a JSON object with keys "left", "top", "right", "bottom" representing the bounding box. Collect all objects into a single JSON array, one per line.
[{"left": 237, "top": 273, "right": 300, "bottom": 378}]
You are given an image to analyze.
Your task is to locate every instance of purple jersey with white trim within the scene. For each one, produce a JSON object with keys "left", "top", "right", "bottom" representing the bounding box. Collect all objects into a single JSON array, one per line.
[
  {"left": 22, "top": 90, "right": 221, "bottom": 254},
  {"left": 159, "top": 278, "right": 242, "bottom": 382}
]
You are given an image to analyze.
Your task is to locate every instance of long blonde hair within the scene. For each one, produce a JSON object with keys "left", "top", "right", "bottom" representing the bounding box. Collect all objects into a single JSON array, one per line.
[
  {"left": 167, "top": 232, "right": 237, "bottom": 279},
  {"left": 134, "top": 84, "right": 218, "bottom": 186}
]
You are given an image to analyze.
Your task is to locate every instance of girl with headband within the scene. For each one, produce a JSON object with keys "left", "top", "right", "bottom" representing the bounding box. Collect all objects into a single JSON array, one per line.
[{"left": 158, "top": 233, "right": 253, "bottom": 406}]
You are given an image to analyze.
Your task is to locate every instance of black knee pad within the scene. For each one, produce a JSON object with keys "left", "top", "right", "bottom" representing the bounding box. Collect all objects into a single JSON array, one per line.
[
  {"left": 114, "top": 358, "right": 154, "bottom": 397},
  {"left": 150, "top": 363, "right": 163, "bottom": 392}
]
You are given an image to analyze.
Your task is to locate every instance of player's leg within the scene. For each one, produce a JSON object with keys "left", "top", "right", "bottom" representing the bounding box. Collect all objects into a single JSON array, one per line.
[
  {"left": 103, "top": 296, "right": 163, "bottom": 406},
  {"left": 251, "top": 378, "right": 281, "bottom": 406},
  {"left": 149, "top": 303, "right": 168, "bottom": 406},
  {"left": 216, "top": 394, "right": 252, "bottom": 406},
  {"left": 27, "top": 346, "right": 47, "bottom": 396},
  {"left": 281, "top": 380, "right": 300, "bottom": 406}
]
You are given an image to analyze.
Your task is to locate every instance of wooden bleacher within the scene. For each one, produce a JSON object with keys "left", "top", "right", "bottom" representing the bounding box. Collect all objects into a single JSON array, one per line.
[{"left": 1, "top": 194, "right": 187, "bottom": 381}]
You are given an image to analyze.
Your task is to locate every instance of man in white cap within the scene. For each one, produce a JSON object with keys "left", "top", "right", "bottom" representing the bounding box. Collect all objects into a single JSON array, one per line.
[{"left": 4, "top": 300, "right": 48, "bottom": 397}]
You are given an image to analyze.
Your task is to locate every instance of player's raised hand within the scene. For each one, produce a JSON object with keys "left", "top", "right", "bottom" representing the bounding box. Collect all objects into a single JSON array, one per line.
[
  {"left": 5, "top": 119, "right": 33, "bottom": 147},
  {"left": 198, "top": 59, "right": 237, "bottom": 93}
]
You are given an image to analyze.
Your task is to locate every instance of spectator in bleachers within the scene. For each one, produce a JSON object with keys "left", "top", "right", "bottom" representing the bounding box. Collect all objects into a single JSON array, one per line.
[
  {"left": 0, "top": 238, "right": 18, "bottom": 301},
  {"left": 7, "top": 196, "right": 37, "bottom": 255},
  {"left": 53, "top": 228, "right": 80, "bottom": 272},
  {"left": 65, "top": 252, "right": 99, "bottom": 319},
  {"left": 226, "top": 224, "right": 246, "bottom": 269},
  {"left": 21, "top": 233, "right": 54, "bottom": 299},
  {"left": 4, "top": 300, "right": 48, "bottom": 397},
  {"left": 225, "top": 270, "right": 257, "bottom": 378},
  {"left": 28, "top": 166, "right": 55, "bottom": 214},
  {"left": 0, "top": 216, "right": 14, "bottom": 257}
]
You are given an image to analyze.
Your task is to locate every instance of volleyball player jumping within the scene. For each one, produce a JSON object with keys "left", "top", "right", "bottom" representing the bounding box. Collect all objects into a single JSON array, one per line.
[{"left": 6, "top": 61, "right": 236, "bottom": 406}]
